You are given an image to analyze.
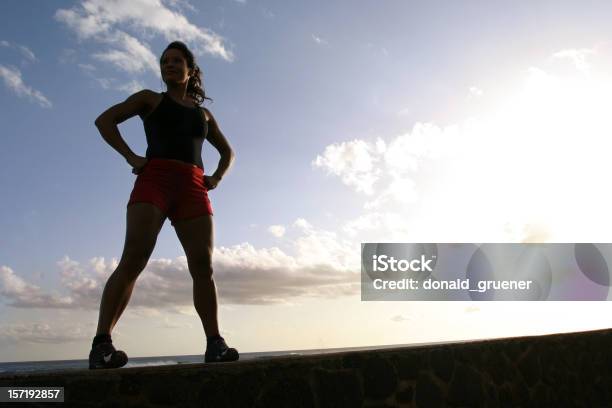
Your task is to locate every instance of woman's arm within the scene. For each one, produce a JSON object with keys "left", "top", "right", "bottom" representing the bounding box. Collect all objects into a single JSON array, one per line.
[
  {"left": 203, "top": 107, "right": 235, "bottom": 183},
  {"left": 95, "top": 89, "right": 153, "bottom": 162}
]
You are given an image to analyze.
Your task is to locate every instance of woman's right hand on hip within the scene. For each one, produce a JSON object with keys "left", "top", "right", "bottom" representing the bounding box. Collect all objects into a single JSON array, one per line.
[{"left": 127, "top": 154, "right": 149, "bottom": 175}]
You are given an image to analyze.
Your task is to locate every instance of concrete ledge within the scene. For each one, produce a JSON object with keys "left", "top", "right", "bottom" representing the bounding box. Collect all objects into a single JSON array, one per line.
[{"left": 1, "top": 328, "right": 611, "bottom": 407}]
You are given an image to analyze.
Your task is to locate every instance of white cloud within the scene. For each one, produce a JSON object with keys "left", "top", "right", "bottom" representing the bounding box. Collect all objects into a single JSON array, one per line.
[
  {"left": 312, "top": 139, "right": 382, "bottom": 195},
  {"left": 0, "top": 226, "right": 360, "bottom": 310},
  {"left": 0, "top": 65, "right": 52, "bottom": 108},
  {"left": 396, "top": 107, "right": 411, "bottom": 116},
  {"left": 89, "top": 256, "right": 119, "bottom": 277},
  {"left": 468, "top": 86, "right": 483, "bottom": 99},
  {"left": 342, "top": 212, "right": 383, "bottom": 237},
  {"left": 79, "top": 65, "right": 145, "bottom": 94},
  {"left": 293, "top": 218, "right": 313, "bottom": 231},
  {"left": 312, "top": 126, "right": 456, "bottom": 203},
  {"left": 0, "top": 40, "right": 37, "bottom": 62},
  {"left": 54, "top": 0, "right": 235, "bottom": 74},
  {"left": 0, "top": 266, "right": 71, "bottom": 308},
  {"left": 290, "top": 227, "right": 357, "bottom": 273},
  {"left": 91, "top": 31, "right": 158, "bottom": 74},
  {"left": 117, "top": 79, "right": 146, "bottom": 94},
  {"left": 314, "top": 50, "right": 612, "bottom": 243},
  {"left": 0, "top": 266, "right": 35, "bottom": 296},
  {"left": 78, "top": 63, "right": 96, "bottom": 71},
  {"left": 267, "top": 224, "right": 286, "bottom": 238},
  {"left": 17, "top": 45, "right": 36, "bottom": 62},
  {"left": 553, "top": 48, "right": 596, "bottom": 74},
  {"left": 0, "top": 322, "right": 91, "bottom": 344},
  {"left": 54, "top": 6, "right": 111, "bottom": 39},
  {"left": 312, "top": 34, "right": 329, "bottom": 45},
  {"left": 94, "top": 77, "right": 114, "bottom": 89},
  {"left": 157, "top": 316, "right": 194, "bottom": 329},
  {"left": 165, "top": 0, "right": 198, "bottom": 14}
]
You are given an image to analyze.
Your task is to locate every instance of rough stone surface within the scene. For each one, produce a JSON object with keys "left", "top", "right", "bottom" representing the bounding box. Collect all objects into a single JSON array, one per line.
[
  {"left": 395, "top": 386, "right": 413, "bottom": 404},
  {"left": 362, "top": 357, "right": 398, "bottom": 400},
  {"left": 393, "top": 352, "right": 424, "bottom": 380},
  {"left": 447, "top": 362, "right": 483, "bottom": 406},
  {"left": 517, "top": 347, "right": 541, "bottom": 387},
  {"left": 430, "top": 347, "right": 454, "bottom": 382},
  {"left": 1, "top": 327, "right": 612, "bottom": 407},
  {"left": 312, "top": 367, "right": 363, "bottom": 408},
  {"left": 415, "top": 371, "right": 445, "bottom": 408},
  {"left": 256, "top": 376, "right": 315, "bottom": 408}
]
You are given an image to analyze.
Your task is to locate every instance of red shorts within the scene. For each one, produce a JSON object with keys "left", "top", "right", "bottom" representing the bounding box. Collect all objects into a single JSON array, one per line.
[{"left": 127, "top": 158, "right": 213, "bottom": 226}]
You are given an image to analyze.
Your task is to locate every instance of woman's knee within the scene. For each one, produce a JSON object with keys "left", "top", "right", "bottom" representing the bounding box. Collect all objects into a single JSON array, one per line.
[
  {"left": 116, "top": 255, "right": 149, "bottom": 278},
  {"left": 119, "top": 240, "right": 156, "bottom": 268},
  {"left": 189, "top": 256, "right": 213, "bottom": 279}
]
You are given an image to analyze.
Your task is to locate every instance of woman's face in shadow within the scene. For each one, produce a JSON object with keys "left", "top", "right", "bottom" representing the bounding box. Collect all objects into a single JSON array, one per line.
[{"left": 161, "top": 48, "right": 191, "bottom": 86}]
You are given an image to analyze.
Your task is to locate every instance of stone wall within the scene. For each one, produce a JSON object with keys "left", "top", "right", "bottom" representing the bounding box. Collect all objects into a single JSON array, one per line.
[{"left": 1, "top": 327, "right": 610, "bottom": 407}]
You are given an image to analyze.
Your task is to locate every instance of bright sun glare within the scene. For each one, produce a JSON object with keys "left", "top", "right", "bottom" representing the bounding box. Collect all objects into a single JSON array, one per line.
[{"left": 386, "top": 52, "right": 612, "bottom": 244}]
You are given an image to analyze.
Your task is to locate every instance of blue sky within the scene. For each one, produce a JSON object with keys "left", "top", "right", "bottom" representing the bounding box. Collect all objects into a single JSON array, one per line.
[{"left": 2, "top": 0, "right": 612, "bottom": 363}]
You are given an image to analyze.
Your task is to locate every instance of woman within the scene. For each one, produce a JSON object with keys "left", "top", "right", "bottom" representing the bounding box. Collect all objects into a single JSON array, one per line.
[{"left": 89, "top": 41, "right": 238, "bottom": 369}]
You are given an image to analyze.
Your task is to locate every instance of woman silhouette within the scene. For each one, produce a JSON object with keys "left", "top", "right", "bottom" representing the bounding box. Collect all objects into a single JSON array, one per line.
[{"left": 89, "top": 41, "right": 238, "bottom": 369}]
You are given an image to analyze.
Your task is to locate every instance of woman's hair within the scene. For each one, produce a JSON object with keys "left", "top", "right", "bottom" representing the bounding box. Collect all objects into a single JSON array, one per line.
[{"left": 160, "top": 41, "right": 212, "bottom": 106}]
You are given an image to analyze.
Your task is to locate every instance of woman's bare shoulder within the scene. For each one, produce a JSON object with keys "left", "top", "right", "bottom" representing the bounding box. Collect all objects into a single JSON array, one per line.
[
  {"left": 140, "top": 89, "right": 162, "bottom": 101},
  {"left": 127, "top": 89, "right": 162, "bottom": 107},
  {"left": 128, "top": 88, "right": 158, "bottom": 97},
  {"left": 200, "top": 106, "right": 212, "bottom": 122},
  {"left": 136, "top": 89, "right": 163, "bottom": 120}
]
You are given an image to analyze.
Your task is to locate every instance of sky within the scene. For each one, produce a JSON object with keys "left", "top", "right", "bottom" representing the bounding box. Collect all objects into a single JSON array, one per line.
[{"left": 2, "top": 0, "right": 612, "bottom": 363}]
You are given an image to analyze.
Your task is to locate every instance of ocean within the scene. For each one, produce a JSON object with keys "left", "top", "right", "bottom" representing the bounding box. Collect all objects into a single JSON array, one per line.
[{"left": 0, "top": 343, "right": 428, "bottom": 375}]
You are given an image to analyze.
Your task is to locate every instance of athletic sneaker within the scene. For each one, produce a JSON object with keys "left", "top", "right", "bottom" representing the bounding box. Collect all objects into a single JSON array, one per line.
[
  {"left": 204, "top": 336, "right": 239, "bottom": 363},
  {"left": 89, "top": 342, "right": 128, "bottom": 369}
]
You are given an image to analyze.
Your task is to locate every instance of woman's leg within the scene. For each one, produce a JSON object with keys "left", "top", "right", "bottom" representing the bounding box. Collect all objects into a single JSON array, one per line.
[
  {"left": 95, "top": 202, "right": 167, "bottom": 335},
  {"left": 173, "top": 214, "right": 220, "bottom": 337}
]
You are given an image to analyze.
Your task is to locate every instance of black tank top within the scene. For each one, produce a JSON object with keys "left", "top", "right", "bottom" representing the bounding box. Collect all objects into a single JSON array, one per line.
[{"left": 143, "top": 92, "right": 208, "bottom": 170}]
